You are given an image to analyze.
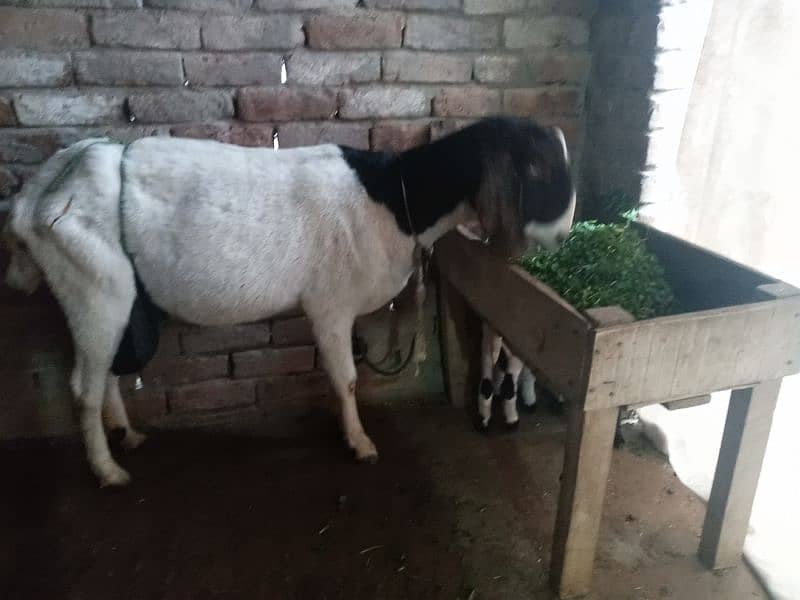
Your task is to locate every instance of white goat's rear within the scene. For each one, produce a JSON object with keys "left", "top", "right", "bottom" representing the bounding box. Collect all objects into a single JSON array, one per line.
[{"left": 5, "top": 118, "right": 575, "bottom": 486}]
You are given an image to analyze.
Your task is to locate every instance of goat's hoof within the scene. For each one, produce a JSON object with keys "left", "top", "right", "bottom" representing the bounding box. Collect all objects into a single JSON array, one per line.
[
  {"left": 474, "top": 416, "right": 491, "bottom": 435},
  {"left": 98, "top": 464, "right": 131, "bottom": 488},
  {"left": 349, "top": 433, "right": 378, "bottom": 464},
  {"left": 122, "top": 428, "right": 147, "bottom": 451},
  {"left": 504, "top": 419, "right": 520, "bottom": 431}
]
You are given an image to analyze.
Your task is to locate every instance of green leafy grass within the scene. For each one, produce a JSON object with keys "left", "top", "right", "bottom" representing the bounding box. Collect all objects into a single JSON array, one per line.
[{"left": 517, "top": 221, "right": 675, "bottom": 320}]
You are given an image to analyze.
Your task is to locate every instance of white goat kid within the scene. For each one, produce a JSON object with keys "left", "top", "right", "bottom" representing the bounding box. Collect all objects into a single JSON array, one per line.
[{"left": 4, "top": 117, "right": 575, "bottom": 486}]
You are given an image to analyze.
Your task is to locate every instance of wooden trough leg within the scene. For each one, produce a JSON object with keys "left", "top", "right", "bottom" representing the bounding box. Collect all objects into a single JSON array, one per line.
[
  {"left": 699, "top": 379, "right": 781, "bottom": 569},
  {"left": 437, "top": 276, "right": 480, "bottom": 408},
  {"left": 550, "top": 405, "right": 618, "bottom": 598}
]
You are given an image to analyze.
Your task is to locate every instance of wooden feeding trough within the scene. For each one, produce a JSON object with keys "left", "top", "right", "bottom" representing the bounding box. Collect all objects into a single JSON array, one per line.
[{"left": 436, "top": 222, "right": 800, "bottom": 598}]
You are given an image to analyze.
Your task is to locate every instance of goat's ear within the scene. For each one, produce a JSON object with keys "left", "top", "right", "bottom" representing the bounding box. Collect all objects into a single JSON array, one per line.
[{"left": 475, "top": 152, "right": 526, "bottom": 257}]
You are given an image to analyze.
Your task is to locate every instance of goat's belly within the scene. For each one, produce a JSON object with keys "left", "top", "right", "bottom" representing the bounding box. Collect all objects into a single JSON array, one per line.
[{"left": 131, "top": 234, "right": 305, "bottom": 326}]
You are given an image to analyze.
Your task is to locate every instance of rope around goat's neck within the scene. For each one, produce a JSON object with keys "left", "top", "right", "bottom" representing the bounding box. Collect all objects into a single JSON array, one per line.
[{"left": 399, "top": 173, "right": 427, "bottom": 377}]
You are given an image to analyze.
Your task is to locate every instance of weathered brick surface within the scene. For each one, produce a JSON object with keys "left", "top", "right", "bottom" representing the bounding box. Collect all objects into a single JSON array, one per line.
[
  {"left": 306, "top": 12, "right": 404, "bottom": 50},
  {"left": 2, "top": 0, "right": 140, "bottom": 6},
  {"left": 91, "top": 11, "right": 202, "bottom": 50},
  {"left": 521, "top": 51, "right": 592, "bottom": 85},
  {"left": 171, "top": 122, "right": 275, "bottom": 147},
  {"left": 0, "top": 128, "right": 66, "bottom": 162},
  {"left": 181, "top": 322, "right": 271, "bottom": 354},
  {"left": 504, "top": 16, "right": 590, "bottom": 49},
  {"left": 256, "top": 370, "right": 333, "bottom": 406},
  {"left": 238, "top": 87, "right": 338, "bottom": 122},
  {"left": 464, "top": 0, "right": 525, "bottom": 14},
  {"left": 503, "top": 87, "right": 583, "bottom": 117},
  {"left": 339, "top": 87, "right": 430, "bottom": 119},
  {"left": 0, "top": 8, "right": 88, "bottom": 49},
  {"left": 474, "top": 55, "right": 522, "bottom": 84},
  {"left": 233, "top": 345, "right": 315, "bottom": 378},
  {"left": 75, "top": 50, "right": 183, "bottom": 86},
  {"left": 0, "top": 50, "right": 71, "bottom": 87},
  {"left": 271, "top": 316, "right": 315, "bottom": 346},
  {"left": 384, "top": 51, "right": 472, "bottom": 83},
  {"left": 13, "top": 92, "right": 125, "bottom": 126},
  {"left": 169, "top": 378, "right": 255, "bottom": 413},
  {"left": 257, "top": 0, "right": 356, "bottom": 8},
  {"left": 0, "top": 98, "right": 17, "bottom": 126},
  {"left": 433, "top": 86, "right": 501, "bottom": 118},
  {"left": 278, "top": 121, "right": 369, "bottom": 149},
  {"left": 143, "top": 354, "right": 229, "bottom": 387},
  {"left": 371, "top": 120, "right": 430, "bottom": 151},
  {"left": 364, "top": 0, "right": 459, "bottom": 8},
  {"left": 530, "top": 0, "right": 598, "bottom": 19},
  {"left": 202, "top": 15, "right": 304, "bottom": 51},
  {"left": 128, "top": 90, "right": 234, "bottom": 123},
  {"left": 430, "top": 117, "right": 476, "bottom": 141},
  {"left": 121, "top": 384, "right": 168, "bottom": 426},
  {"left": 287, "top": 51, "right": 380, "bottom": 86},
  {"left": 184, "top": 53, "right": 282, "bottom": 86},
  {"left": 144, "top": 0, "right": 252, "bottom": 12},
  {"left": 405, "top": 15, "right": 499, "bottom": 50}
]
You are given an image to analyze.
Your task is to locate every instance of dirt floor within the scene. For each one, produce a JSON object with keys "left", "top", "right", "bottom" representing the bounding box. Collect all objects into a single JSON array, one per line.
[{"left": 1, "top": 398, "right": 766, "bottom": 600}]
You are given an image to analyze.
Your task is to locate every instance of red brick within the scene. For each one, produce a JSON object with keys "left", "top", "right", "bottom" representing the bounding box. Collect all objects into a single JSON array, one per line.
[
  {"left": 233, "top": 346, "right": 315, "bottom": 379},
  {"left": 306, "top": 11, "right": 404, "bottom": 50},
  {"left": 271, "top": 316, "right": 315, "bottom": 346},
  {"left": 75, "top": 50, "right": 183, "bottom": 86},
  {"left": 238, "top": 87, "right": 338, "bottom": 122},
  {"left": 521, "top": 51, "right": 592, "bottom": 85},
  {"left": 0, "top": 50, "right": 72, "bottom": 87},
  {"left": 464, "top": 0, "right": 525, "bottom": 14},
  {"left": 128, "top": 90, "right": 234, "bottom": 124},
  {"left": 383, "top": 51, "right": 472, "bottom": 83},
  {"left": 184, "top": 53, "right": 282, "bottom": 86},
  {"left": 0, "top": 129, "right": 63, "bottom": 163},
  {"left": 169, "top": 378, "right": 255, "bottom": 413},
  {"left": 474, "top": 55, "right": 522, "bottom": 84},
  {"left": 287, "top": 51, "right": 380, "bottom": 86},
  {"left": 145, "top": 0, "right": 252, "bottom": 11},
  {"left": 170, "top": 122, "right": 276, "bottom": 147},
  {"left": 339, "top": 87, "right": 429, "bottom": 120},
  {"left": 120, "top": 377, "right": 168, "bottom": 426},
  {"left": 504, "top": 16, "right": 590, "bottom": 49},
  {"left": 142, "top": 354, "right": 229, "bottom": 387},
  {"left": 255, "top": 371, "right": 333, "bottom": 408},
  {"left": 181, "top": 322, "right": 271, "bottom": 354},
  {"left": 433, "top": 87, "right": 501, "bottom": 118},
  {"left": 202, "top": 14, "right": 303, "bottom": 50},
  {"left": 0, "top": 98, "right": 17, "bottom": 127},
  {"left": 503, "top": 87, "right": 583, "bottom": 117},
  {"left": 405, "top": 15, "right": 499, "bottom": 50},
  {"left": 0, "top": 8, "right": 88, "bottom": 49},
  {"left": 364, "top": 0, "right": 458, "bottom": 7},
  {"left": 14, "top": 92, "right": 125, "bottom": 126},
  {"left": 371, "top": 120, "right": 430, "bottom": 152},
  {"left": 92, "top": 11, "right": 201, "bottom": 50},
  {"left": 258, "top": 0, "right": 355, "bottom": 7},
  {"left": 277, "top": 121, "right": 369, "bottom": 149}
]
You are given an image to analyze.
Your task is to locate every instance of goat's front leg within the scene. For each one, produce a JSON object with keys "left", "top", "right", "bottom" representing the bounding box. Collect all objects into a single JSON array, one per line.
[
  {"left": 313, "top": 318, "right": 378, "bottom": 463},
  {"left": 103, "top": 375, "right": 147, "bottom": 451},
  {"left": 478, "top": 322, "right": 503, "bottom": 432}
]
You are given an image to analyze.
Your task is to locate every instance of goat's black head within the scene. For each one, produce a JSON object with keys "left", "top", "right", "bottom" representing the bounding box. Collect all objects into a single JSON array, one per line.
[{"left": 469, "top": 117, "right": 575, "bottom": 258}]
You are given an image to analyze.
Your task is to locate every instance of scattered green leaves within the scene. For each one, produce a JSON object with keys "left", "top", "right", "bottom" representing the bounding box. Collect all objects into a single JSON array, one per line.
[{"left": 517, "top": 221, "right": 674, "bottom": 320}]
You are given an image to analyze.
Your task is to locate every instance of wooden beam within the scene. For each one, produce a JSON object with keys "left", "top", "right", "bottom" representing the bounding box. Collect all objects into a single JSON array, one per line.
[
  {"left": 550, "top": 405, "right": 618, "bottom": 598},
  {"left": 436, "top": 231, "right": 592, "bottom": 402},
  {"left": 699, "top": 379, "right": 781, "bottom": 569},
  {"left": 436, "top": 273, "right": 480, "bottom": 408}
]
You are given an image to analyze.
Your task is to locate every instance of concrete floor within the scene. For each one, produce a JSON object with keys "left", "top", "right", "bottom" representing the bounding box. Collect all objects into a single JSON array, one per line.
[{"left": 1, "top": 399, "right": 765, "bottom": 600}]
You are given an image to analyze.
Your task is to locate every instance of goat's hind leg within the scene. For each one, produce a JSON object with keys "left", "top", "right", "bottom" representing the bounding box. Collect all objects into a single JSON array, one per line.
[
  {"left": 498, "top": 348, "right": 524, "bottom": 430},
  {"left": 477, "top": 322, "right": 503, "bottom": 432},
  {"left": 103, "top": 375, "right": 146, "bottom": 451},
  {"left": 73, "top": 356, "right": 131, "bottom": 486}
]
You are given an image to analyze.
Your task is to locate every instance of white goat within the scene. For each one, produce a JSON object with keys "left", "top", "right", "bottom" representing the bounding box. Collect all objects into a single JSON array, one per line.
[{"left": 4, "top": 117, "right": 575, "bottom": 486}]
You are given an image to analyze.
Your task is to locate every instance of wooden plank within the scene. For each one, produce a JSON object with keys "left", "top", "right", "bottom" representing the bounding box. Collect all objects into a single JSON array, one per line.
[
  {"left": 550, "top": 405, "right": 618, "bottom": 598},
  {"left": 586, "top": 296, "right": 800, "bottom": 409},
  {"left": 699, "top": 380, "right": 781, "bottom": 569},
  {"left": 436, "top": 231, "right": 592, "bottom": 403},
  {"left": 634, "top": 222, "right": 776, "bottom": 311},
  {"left": 436, "top": 273, "right": 481, "bottom": 408},
  {"left": 584, "top": 306, "right": 634, "bottom": 327},
  {"left": 664, "top": 394, "right": 711, "bottom": 410}
]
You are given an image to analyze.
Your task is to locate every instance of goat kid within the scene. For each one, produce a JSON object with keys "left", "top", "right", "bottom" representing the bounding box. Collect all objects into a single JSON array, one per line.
[{"left": 4, "top": 117, "right": 575, "bottom": 486}]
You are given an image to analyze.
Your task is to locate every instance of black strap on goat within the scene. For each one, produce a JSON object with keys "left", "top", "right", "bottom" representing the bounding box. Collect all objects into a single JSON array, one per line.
[{"left": 357, "top": 172, "right": 430, "bottom": 378}]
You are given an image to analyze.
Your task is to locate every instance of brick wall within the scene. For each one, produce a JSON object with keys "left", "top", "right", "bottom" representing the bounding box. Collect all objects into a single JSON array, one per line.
[{"left": 0, "top": 0, "right": 597, "bottom": 439}]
